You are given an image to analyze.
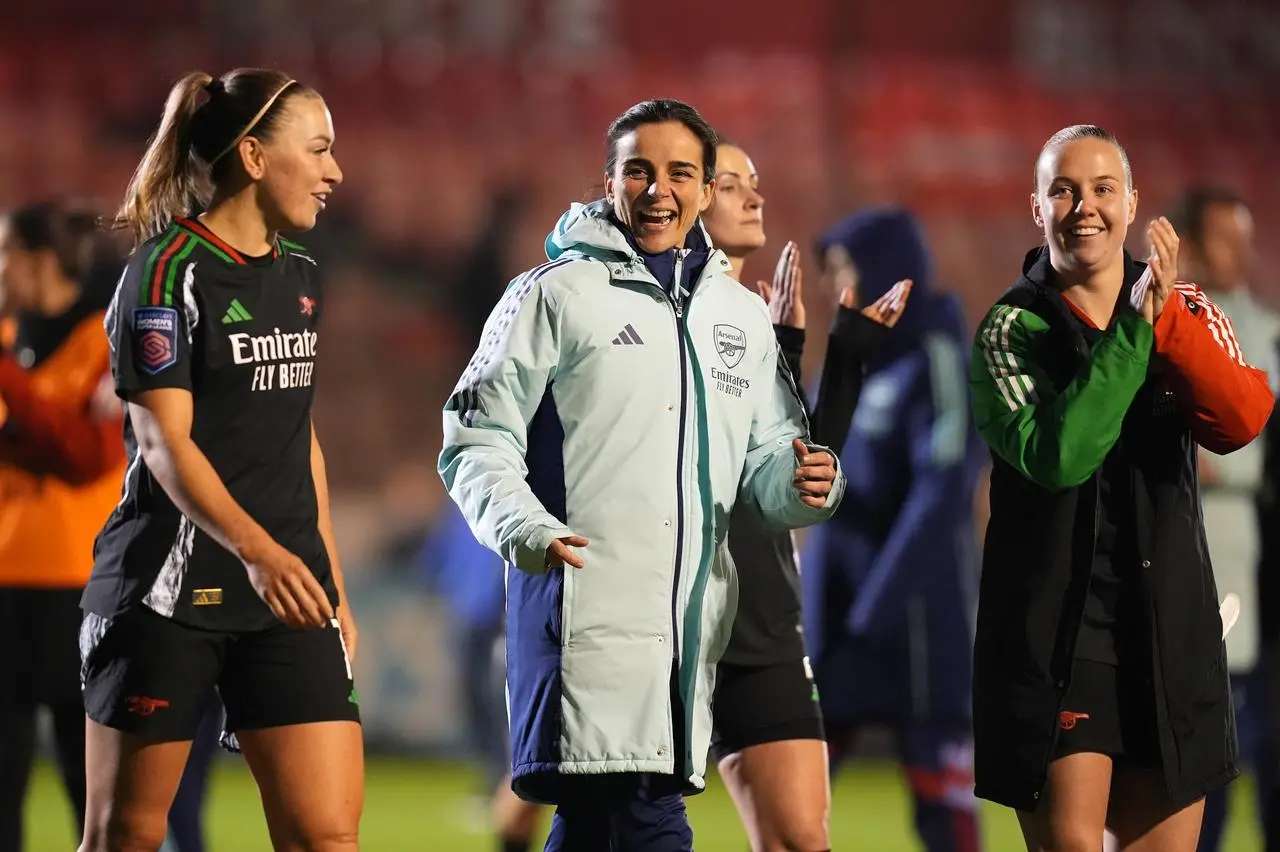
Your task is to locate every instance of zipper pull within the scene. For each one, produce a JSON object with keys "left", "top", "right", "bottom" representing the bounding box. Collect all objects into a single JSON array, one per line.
[{"left": 675, "top": 300, "right": 684, "bottom": 318}]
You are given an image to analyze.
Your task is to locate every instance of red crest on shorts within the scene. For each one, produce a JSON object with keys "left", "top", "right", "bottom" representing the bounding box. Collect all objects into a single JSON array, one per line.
[
  {"left": 1058, "top": 710, "right": 1090, "bottom": 730},
  {"left": 126, "top": 696, "right": 172, "bottom": 717}
]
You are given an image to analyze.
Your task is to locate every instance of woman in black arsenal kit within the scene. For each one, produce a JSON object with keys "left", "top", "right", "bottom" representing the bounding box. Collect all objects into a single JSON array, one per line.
[
  {"left": 700, "top": 139, "right": 911, "bottom": 852},
  {"left": 79, "top": 68, "right": 362, "bottom": 852}
]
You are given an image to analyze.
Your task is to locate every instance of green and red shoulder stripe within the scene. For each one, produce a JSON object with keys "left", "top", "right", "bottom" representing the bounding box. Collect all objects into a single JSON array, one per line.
[
  {"left": 139, "top": 218, "right": 285, "bottom": 308},
  {"left": 174, "top": 217, "right": 257, "bottom": 265},
  {"left": 177, "top": 218, "right": 310, "bottom": 262},
  {"left": 138, "top": 225, "right": 196, "bottom": 308}
]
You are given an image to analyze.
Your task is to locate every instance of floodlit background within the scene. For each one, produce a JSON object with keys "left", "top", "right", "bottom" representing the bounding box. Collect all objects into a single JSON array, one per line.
[{"left": 4, "top": 0, "right": 1277, "bottom": 847}]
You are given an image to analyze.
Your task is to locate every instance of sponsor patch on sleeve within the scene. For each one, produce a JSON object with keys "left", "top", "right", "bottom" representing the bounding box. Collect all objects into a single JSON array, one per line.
[{"left": 132, "top": 307, "right": 179, "bottom": 375}]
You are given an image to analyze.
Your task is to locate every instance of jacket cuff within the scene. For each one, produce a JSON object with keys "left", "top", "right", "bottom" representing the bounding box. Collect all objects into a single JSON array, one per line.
[
  {"left": 832, "top": 307, "right": 891, "bottom": 359},
  {"left": 514, "top": 523, "right": 574, "bottom": 575},
  {"left": 773, "top": 325, "right": 805, "bottom": 377}
]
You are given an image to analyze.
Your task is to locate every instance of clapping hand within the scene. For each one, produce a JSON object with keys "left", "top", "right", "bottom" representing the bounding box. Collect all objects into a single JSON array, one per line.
[
  {"left": 827, "top": 243, "right": 912, "bottom": 326},
  {"left": 756, "top": 241, "right": 805, "bottom": 329},
  {"left": 1140, "top": 217, "right": 1179, "bottom": 325},
  {"left": 853, "top": 279, "right": 913, "bottom": 328}
]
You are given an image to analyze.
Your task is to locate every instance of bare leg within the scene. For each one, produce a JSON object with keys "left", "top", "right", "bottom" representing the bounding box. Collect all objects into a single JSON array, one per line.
[
  {"left": 1017, "top": 752, "right": 1113, "bottom": 852},
  {"left": 167, "top": 696, "right": 222, "bottom": 852},
  {"left": 236, "top": 721, "right": 364, "bottom": 852},
  {"left": 79, "top": 718, "right": 192, "bottom": 852},
  {"left": 719, "top": 739, "right": 830, "bottom": 851},
  {"left": 1108, "top": 766, "right": 1204, "bottom": 852}
]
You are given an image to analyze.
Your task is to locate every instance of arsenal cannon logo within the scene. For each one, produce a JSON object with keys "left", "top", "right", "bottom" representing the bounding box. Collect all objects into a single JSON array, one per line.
[{"left": 714, "top": 324, "right": 746, "bottom": 370}]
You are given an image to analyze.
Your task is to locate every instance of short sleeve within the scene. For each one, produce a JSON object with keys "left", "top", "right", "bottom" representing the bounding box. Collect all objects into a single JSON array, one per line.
[{"left": 104, "top": 253, "right": 195, "bottom": 397}]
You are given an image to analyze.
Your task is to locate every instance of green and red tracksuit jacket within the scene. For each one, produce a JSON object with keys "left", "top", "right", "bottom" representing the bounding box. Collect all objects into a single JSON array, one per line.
[{"left": 969, "top": 246, "right": 1273, "bottom": 811}]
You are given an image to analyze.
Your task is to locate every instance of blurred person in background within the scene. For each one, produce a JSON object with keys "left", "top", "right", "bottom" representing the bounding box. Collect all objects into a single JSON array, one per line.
[
  {"left": 419, "top": 501, "right": 545, "bottom": 852},
  {"left": 1165, "top": 187, "right": 1280, "bottom": 852},
  {"left": 699, "top": 140, "right": 911, "bottom": 852},
  {"left": 421, "top": 182, "right": 546, "bottom": 852},
  {"left": 439, "top": 98, "right": 843, "bottom": 851},
  {"left": 1256, "top": 345, "right": 1280, "bottom": 850},
  {"left": 453, "top": 186, "right": 528, "bottom": 347},
  {"left": 798, "top": 207, "right": 986, "bottom": 852},
  {"left": 971, "top": 125, "right": 1271, "bottom": 851},
  {"left": 78, "top": 67, "right": 360, "bottom": 852},
  {"left": 0, "top": 200, "right": 126, "bottom": 852}
]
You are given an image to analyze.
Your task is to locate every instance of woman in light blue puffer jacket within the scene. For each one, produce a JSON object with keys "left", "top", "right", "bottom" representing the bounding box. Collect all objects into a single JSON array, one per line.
[{"left": 439, "top": 98, "right": 844, "bottom": 852}]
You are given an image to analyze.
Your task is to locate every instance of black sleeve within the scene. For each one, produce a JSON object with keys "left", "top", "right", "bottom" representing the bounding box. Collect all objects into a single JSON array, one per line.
[
  {"left": 809, "top": 307, "right": 891, "bottom": 447},
  {"left": 772, "top": 324, "right": 808, "bottom": 413},
  {"left": 106, "top": 255, "right": 195, "bottom": 397}
]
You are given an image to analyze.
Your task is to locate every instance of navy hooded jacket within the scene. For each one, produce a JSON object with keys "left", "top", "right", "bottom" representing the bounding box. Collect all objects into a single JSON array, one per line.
[{"left": 800, "top": 208, "right": 985, "bottom": 656}]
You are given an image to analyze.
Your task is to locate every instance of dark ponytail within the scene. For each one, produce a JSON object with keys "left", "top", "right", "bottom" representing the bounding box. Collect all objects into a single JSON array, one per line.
[
  {"left": 114, "top": 68, "right": 315, "bottom": 248},
  {"left": 113, "top": 71, "right": 215, "bottom": 248}
]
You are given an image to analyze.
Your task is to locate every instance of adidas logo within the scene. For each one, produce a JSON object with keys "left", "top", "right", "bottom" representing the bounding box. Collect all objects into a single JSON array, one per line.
[
  {"left": 612, "top": 324, "right": 644, "bottom": 345},
  {"left": 221, "top": 299, "right": 252, "bottom": 325}
]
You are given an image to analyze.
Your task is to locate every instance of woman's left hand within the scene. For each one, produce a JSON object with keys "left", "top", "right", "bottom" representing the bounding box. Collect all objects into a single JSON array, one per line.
[
  {"left": 756, "top": 240, "right": 805, "bottom": 329},
  {"left": 792, "top": 438, "right": 837, "bottom": 508},
  {"left": 1146, "top": 216, "right": 1180, "bottom": 321}
]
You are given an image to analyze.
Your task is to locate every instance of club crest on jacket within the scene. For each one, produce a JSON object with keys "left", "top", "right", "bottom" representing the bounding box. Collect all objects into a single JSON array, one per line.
[{"left": 714, "top": 324, "right": 746, "bottom": 370}]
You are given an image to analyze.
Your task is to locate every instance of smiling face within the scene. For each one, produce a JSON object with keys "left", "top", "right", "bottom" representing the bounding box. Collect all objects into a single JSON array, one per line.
[
  {"left": 249, "top": 95, "right": 344, "bottom": 233},
  {"left": 701, "top": 144, "right": 765, "bottom": 257},
  {"left": 604, "top": 121, "right": 714, "bottom": 254},
  {"left": 1032, "top": 136, "right": 1138, "bottom": 280}
]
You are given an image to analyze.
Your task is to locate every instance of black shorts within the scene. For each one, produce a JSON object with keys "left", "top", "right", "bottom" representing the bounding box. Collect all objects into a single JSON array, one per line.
[
  {"left": 1053, "top": 658, "right": 1160, "bottom": 766},
  {"left": 710, "top": 656, "right": 825, "bottom": 762},
  {"left": 80, "top": 605, "right": 359, "bottom": 747}
]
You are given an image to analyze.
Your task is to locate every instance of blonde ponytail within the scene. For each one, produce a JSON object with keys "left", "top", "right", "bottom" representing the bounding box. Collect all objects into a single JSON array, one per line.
[{"left": 113, "top": 71, "right": 215, "bottom": 248}]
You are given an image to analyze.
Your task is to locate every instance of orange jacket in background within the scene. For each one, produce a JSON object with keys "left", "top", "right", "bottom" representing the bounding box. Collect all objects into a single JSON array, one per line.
[{"left": 0, "top": 310, "right": 126, "bottom": 588}]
